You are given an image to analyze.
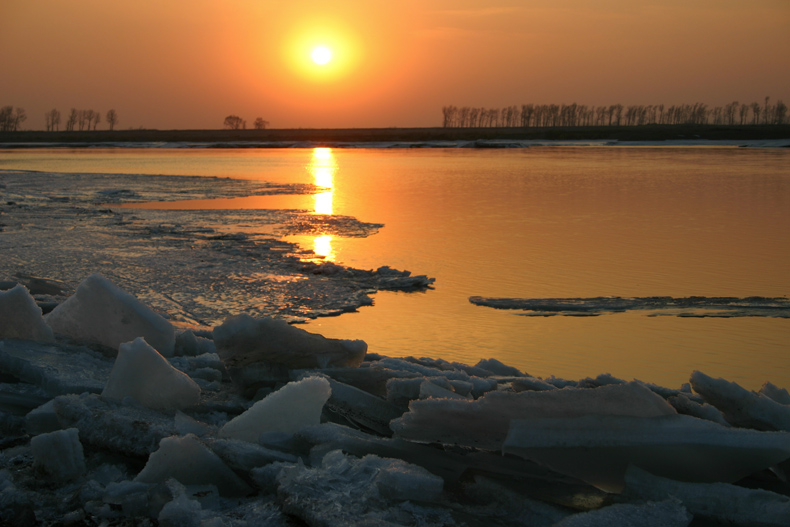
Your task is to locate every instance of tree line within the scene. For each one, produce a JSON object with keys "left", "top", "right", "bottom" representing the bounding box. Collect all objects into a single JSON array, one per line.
[
  {"left": 223, "top": 115, "right": 269, "bottom": 130},
  {"left": 1, "top": 106, "right": 119, "bottom": 132},
  {"left": 442, "top": 97, "right": 788, "bottom": 128}
]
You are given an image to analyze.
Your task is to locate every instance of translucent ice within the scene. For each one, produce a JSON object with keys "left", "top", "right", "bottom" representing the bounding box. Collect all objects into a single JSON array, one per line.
[
  {"left": 0, "top": 284, "right": 54, "bottom": 343},
  {"left": 690, "top": 370, "right": 790, "bottom": 431},
  {"left": 135, "top": 434, "right": 252, "bottom": 497},
  {"left": 392, "top": 381, "right": 675, "bottom": 450},
  {"left": 502, "top": 414, "right": 790, "bottom": 492},
  {"left": 101, "top": 337, "right": 201, "bottom": 412},
  {"left": 30, "top": 428, "right": 86, "bottom": 482},
  {"left": 45, "top": 274, "right": 175, "bottom": 356},
  {"left": 219, "top": 376, "right": 331, "bottom": 442}
]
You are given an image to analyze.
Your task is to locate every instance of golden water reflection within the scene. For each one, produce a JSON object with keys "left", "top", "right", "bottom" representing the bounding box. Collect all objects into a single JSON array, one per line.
[{"left": 308, "top": 147, "right": 336, "bottom": 260}]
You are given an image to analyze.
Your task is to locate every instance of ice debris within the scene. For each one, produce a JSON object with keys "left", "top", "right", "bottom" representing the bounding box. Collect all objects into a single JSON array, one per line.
[
  {"left": 0, "top": 284, "right": 54, "bottom": 343},
  {"left": 45, "top": 274, "right": 175, "bottom": 356},
  {"left": 2, "top": 275, "right": 790, "bottom": 525},
  {"left": 102, "top": 337, "right": 201, "bottom": 411}
]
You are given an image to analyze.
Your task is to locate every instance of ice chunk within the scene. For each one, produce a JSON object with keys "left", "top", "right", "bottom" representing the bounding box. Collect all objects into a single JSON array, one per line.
[
  {"left": 554, "top": 499, "right": 691, "bottom": 527},
  {"left": 624, "top": 465, "right": 790, "bottom": 526},
  {"left": 474, "top": 358, "right": 525, "bottom": 377},
  {"left": 511, "top": 377, "right": 557, "bottom": 392},
  {"left": 101, "top": 337, "right": 201, "bottom": 412},
  {"left": 276, "top": 450, "right": 446, "bottom": 526},
  {"left": 45, "top": 274, "right": 175, "bottom": 356},
  {"left": 392, "top": 381, "right": 675, "bottom": 450},
  {"left": 51, "top": 393, "right": 178, "bottom": 457},
  {"left": 668, "top": 393, "right": 730, "bottom": 426},
  {"left": 207, "top": 438, "right": 298, "bottom": 472},
  {"left": 25, "top": 400, "right": 62, "bottom": 435},
  {"left": 213, "top": 314, "right": 366, "bottom": 395},
  {"left": 760, "top": 381, "right": 790, "bottom": 405},
  {"left": 502, "top": 414, "right": 790, "bottom": 493},
  {"left": 135, "top": 434, "right": 252, "bottom": 497},
  {"left": 220, "top": 376, "right": 331, "bottom": 442},
  {"left": 0, "top": 284, "right": 54, "bottom": 343},
  {"left": 30, "top": 428, "right": 86, "bottom": 482},
  {"left": 174, "top": 329, "right": 216, "bottom": 356},
  {"left": 0, "top": 339, "right": 112, "bottom": 396},
  {"left": 690, "top": 370, "right": 790, "bottom": 430},
  {"left": 158, "top": 490, "right": 202, "bottom": 527},
  {"left": 419, "top": 380, "right": 468, "bottom": 400},
  {"left": 320, "top": 376, "right": 404, "bottom": 436}
]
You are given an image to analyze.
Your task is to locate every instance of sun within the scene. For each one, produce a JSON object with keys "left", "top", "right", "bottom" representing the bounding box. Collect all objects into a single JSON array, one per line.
[{"left": 311, "top": 46, "right": 332, "bottom": 65}]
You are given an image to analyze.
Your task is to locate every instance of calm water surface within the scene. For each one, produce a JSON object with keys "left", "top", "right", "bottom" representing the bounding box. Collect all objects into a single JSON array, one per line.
[{"left": 2, "top": 146, "right": 788, "bottom": 389}]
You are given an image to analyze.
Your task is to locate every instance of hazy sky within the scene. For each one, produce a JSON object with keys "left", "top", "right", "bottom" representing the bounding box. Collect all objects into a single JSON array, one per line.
[{"left": 2, "top": 0, "right": 788, "bottom": 130}]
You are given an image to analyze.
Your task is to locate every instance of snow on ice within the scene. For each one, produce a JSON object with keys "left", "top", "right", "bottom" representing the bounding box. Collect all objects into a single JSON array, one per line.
[{"left": 1, "top": 274, "right": 790, "bottom": 525}]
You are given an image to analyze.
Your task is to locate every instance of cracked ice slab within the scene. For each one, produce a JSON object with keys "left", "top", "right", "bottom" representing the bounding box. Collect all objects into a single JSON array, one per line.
[
  {"left": 469, "top": 295, "right": 790, "bottom": 317},
  {"left": 391, "top": 381, "right": 675, "bottom": 451},
  {"left": 502, "top": 414, "right": 790, "bottom": 493}
]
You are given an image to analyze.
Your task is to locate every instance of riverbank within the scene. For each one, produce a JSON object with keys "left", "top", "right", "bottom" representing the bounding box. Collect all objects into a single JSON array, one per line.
[{"left": 2, "top": 124, "right": 790, "bottom": 146}]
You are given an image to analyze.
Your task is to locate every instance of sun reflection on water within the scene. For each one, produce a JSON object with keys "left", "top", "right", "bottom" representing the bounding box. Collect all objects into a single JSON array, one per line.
[{"left": 308, "top": 147, "right": 336, "bottom": 260}]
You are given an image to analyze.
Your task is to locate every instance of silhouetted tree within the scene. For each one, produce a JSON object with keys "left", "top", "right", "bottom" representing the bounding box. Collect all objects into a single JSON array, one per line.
[
  {"left": 224, "top": 115, "right": 245, "bottom": 130},
  {"left": 66, "top": 108, "right": 78, "bottom": 131},
  {"left": 106, "top": 109, "right": 118, "bottom": 131},
  {"left": 1, "top": 107, "right": 26, "bottom": 131},
  {"left": 44, "top": 109, "right": 61, "bottom": 131},
  {"left": 253, "top": 117, "right": 269, "bottom": 130}
]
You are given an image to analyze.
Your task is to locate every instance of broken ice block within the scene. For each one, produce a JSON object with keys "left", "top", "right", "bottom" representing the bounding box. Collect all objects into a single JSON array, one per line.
[
  {"left": 219, "top": 376, "right": 331, "bottom": 442},
  {"left": 45, "top": 274, "right": 175, "bottom": 356},
  {"left": 392, "top": 381, "right": 675, "bottom": 450},
  {"left": 690, "top": 370, "right": 790, "bottom": 431},
  {"left": 503, "top": 414, "right": 790, "bottom": 493},
  {"left": 0, "top": 284, "right": 54, "bottom": 342},
  {"left": 101, "top": 337, "right": 201, "bottom": 412},
  {"left": 31, "top": 428, "right": 86, "bottom": 482},
  {"left": 213, "top": 314, "right": 366, "bottom": 395},
  {"left": 135, "top": 434, "right": 252, "bottom": 497}
]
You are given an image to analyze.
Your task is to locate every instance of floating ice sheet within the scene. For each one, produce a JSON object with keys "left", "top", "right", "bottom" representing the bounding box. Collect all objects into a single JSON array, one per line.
[{"left": 469, "top": 295, "right": 790, "bottom": 317}]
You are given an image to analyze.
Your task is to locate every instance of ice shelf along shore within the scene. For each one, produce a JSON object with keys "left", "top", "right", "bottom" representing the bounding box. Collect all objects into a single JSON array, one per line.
[{"left": 2, "top": 275, "right": 790, "bottom": 526}]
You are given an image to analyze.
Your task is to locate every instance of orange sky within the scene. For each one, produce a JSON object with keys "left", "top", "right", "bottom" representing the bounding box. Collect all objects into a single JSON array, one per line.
[{"left": 1, "top": 0, "right": 788, "bottom": 130}]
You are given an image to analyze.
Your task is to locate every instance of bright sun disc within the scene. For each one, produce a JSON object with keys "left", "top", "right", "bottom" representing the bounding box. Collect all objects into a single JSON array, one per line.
[{"left": 311, "top": 46, "right": 332, "bottom": 65}]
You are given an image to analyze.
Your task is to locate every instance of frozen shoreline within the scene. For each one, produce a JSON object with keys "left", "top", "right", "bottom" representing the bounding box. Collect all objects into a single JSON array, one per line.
[{"left": 2, "top": 274, "right": 790, "bottom": 526}]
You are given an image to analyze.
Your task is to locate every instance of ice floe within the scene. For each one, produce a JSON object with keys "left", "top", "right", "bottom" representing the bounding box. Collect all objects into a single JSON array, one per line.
[
  {"left": 1, "top": 275, "right": 790, "bottom": 525},
  {"left": 470, "top": 295, "right": 790, "bottom": 317}
]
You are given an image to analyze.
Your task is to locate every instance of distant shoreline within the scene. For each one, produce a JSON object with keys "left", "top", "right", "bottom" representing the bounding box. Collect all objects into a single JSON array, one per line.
[{"left": 1, "top": 124, "right": 790, "bottom": 146}]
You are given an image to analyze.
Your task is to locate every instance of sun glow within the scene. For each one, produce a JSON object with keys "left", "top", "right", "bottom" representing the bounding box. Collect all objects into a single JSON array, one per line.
[{"left": 312, "top": 46, "right": 332, "bottom": 65}]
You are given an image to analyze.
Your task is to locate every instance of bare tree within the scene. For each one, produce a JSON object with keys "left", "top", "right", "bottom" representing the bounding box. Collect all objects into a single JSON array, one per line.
[
  {"left": 253, "top": 117, "right": 269, "bottom": 130},
  {"left": 44, "top": 109, "right": 61, "bottom": 131},
  {"left": 223, "top": 115, "right": 245, "bottom": 130},
  {"left": 66, "top": 108, "right": 78, "bottom": 131},
  {"left": 92, "top": 111, "right": 101, "bottom": 130},
  {"left": 106, "top": 109, "right": 118, "bottom": 131}
]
